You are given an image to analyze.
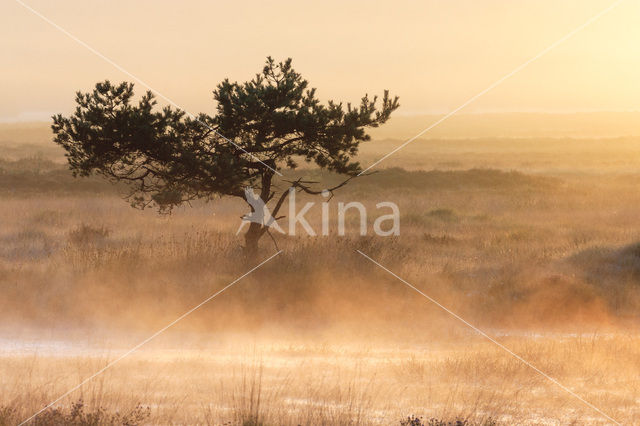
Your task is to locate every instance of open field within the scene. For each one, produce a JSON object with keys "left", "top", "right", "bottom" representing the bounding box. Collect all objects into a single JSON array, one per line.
[
  {"left": 2, "top": 336, "right": 639, "bottom": 425},
  {"left": 2, "top": 130, "right": 640, "bottom": 424},
  {"left": 5, "top": 0, "right": 640, "bottom": 422}
]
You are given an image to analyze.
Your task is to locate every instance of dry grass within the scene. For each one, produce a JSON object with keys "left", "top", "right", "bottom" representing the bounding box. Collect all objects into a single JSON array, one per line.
[
  {"left": 1, "top": 337, "right": 639, "bottom": 424},
  {"left": 3, "top": 137, "right": 640, "bottom": 424}
]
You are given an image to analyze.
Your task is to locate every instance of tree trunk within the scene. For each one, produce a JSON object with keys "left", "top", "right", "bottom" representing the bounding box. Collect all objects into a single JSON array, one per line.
[
  {"left": 244, "top": 222, "right": 263, "bottom": 259},
  {"left": 242, "top": 163, "right": 276, "bottom": 259}
]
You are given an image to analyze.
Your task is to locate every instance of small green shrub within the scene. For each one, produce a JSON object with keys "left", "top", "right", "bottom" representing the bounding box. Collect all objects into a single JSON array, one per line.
[
  {"left": 400, "top": 416, "right": 498, "bottom": 426},
  {"left": 29, "top": 209, "right": 65, "bottom": 226},
  {"left": 400, "top": 416, "right": 425, "bottom": 426},
  {"left": 68, "top": 224, "right": 111, "bottom": 246},
  {"left": 427, "top": 208, "right": 459, "bottom": 222}
]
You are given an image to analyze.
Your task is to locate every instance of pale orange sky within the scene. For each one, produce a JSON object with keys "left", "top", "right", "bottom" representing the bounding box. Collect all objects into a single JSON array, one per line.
[{"left": 1, "top": 0, "right": 639, "bottom": 122}]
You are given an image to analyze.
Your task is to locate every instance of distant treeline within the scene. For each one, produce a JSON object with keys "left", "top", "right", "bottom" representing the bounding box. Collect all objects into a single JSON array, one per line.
[
  {"left": 0, "top": 157, "right": 118, "bottom": 195},
  {"left": 0, "top": 156, "right": 558, "bottom": 197},
  {"left": 290, "top": 167, "right": 558, "bottom": 195}
]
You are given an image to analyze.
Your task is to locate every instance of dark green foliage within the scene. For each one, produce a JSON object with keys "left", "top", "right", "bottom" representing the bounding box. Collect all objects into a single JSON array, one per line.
[{"left": 52, "top": 57, "right": 399, "bottom": 213}]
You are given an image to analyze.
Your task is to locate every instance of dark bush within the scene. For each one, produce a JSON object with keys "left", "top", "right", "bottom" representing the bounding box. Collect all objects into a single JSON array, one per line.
[
  {"left": 33, "top": 400, "right": 150, "bottom": 426},
  {"left": 68, "top": 224, "right": 111, "bottom": 246}
]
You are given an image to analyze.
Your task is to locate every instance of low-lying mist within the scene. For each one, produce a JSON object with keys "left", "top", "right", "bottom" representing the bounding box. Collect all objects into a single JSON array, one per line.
[
  {"left": 1, "top": 164, "right": 639, "bottom": 342},
  {"left": 3, "top": 146, "right": 640, "bottom": 424}
]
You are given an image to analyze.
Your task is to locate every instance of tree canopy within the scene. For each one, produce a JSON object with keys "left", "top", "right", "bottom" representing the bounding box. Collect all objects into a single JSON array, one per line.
[{"left": 52, "top": 57, "right": 399, "bottom": 252}]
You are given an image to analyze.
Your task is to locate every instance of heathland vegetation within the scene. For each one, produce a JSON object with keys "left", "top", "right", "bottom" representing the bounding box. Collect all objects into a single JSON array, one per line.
[{"left": 2, "top": 124, "right": 640, "bottom": 423}]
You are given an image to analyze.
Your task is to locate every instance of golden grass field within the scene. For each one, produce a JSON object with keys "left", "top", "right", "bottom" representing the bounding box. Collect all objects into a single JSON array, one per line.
[{"left": 2, "top": 125, "right": 640, "bottom": 424}]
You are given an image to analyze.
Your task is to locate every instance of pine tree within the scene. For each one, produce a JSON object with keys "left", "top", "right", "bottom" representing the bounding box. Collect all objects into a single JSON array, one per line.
[{"left": 52, "top": 57, "right": 399, "bottom": 255}]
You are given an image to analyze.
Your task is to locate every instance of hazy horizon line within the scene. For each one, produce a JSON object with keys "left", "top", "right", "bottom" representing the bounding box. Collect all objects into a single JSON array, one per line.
[{"left": 4, "top": 109, "right": 640, "bottom": 124}]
